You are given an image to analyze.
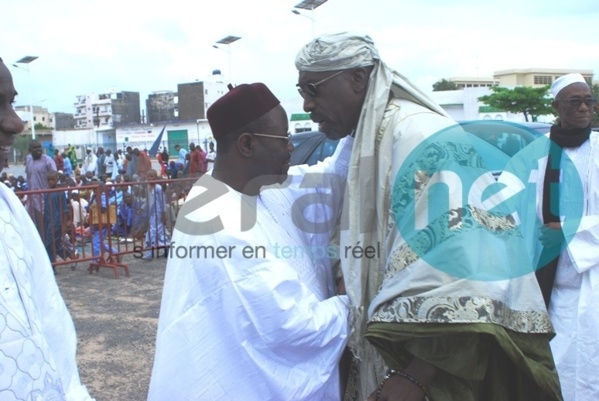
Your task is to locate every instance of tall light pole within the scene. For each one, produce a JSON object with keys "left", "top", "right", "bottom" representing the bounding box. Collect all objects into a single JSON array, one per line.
[
  {"left": 292, "top": 0, "right": 328, "bottom": 37},
  {"left": 212, "top": 35, "right": 241, "bottom": 83},
  {"left": 13, "top": 56, "right": 39, "bottom": 140},
  {"left": 291, "top": 9, "right": 316, "bottom": 37}
]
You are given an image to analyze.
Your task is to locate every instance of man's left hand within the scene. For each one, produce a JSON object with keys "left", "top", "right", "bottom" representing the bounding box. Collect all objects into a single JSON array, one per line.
[{"left": 539, "top": 223, "right": 564, "bottom": 248}]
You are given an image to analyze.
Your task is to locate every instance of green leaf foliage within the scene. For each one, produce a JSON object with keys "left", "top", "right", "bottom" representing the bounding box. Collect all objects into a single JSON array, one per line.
[
  {"left": 432, "top": 78, "right": 459, "bottom": 91},
  {"left": 478, "top": 85, "right": 554, "bottom": 122}
]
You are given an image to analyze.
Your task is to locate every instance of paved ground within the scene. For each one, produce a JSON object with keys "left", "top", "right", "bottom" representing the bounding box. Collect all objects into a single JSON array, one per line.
[{"left": 55, "top": 253, "right": 167, "bottom": 401}]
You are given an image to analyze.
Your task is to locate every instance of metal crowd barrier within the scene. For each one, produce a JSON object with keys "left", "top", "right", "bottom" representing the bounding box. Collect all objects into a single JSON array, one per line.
[{"left": 21, "top": 176, "right": 197, "bottom": 278}]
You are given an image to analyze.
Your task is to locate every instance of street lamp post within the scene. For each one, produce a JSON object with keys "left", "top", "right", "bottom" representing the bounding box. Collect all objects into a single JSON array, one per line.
[
  {"left": 212, "top": 35, "right": 241, "bottom": 83},
  {"left": 291, "top": 9, "right": 316, "bottom": 37},
  {"left": 292, "top": 0, "right": 328, "bottom": 37},
  {"left": 196, "top": 119, "right": 201, "bottom": 144},
  {"left": 13, "top": 56, "right": 39, "bottom": 140}
]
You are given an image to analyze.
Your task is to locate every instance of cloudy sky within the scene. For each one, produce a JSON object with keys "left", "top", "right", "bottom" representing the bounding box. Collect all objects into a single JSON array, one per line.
[{"left": 3, "top": 0, "right": 598, "bottom": 114}]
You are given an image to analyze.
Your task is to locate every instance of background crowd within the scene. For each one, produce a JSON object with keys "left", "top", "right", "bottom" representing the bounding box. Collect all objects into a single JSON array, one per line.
[{"left": 1, "top": 140, "right": 207, "bottom": 267}]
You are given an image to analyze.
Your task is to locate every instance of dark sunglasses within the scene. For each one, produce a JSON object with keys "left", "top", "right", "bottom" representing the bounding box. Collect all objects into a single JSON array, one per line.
[
  {"left": 296, "top": 70, "right": 345, "bottom": 98},
  {"left": 558, "top": 98, "right": 597, "bottom": 108}
]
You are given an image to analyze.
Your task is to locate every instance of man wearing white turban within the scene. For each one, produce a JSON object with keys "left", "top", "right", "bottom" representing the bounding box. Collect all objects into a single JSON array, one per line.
[
  {"left": 296, "top": 32, "right": 561, "bottom": 401},
  {"left": 501, "top": 73, "right": 599, "bottom": 401}
]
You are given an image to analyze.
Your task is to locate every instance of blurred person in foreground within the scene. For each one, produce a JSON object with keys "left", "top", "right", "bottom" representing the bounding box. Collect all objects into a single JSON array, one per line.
[
  {"left": 0, "top": 57, "right": 93, "bottom": 400},
  {"left": 500, "top": 73, "right": 599, "bottom": 401},
  {"left": 295, "top": 32, "right": 560, "bottom": 401},
  {"left": 149, "top": 82, "right": 353, "bottom": 400}
]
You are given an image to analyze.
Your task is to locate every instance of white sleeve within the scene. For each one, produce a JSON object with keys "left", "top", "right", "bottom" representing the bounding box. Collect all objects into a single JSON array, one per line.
[
  {"left": 14, "top": 191, "right": 93, "bottom": 400},
  {"left": 233, "top": 261, "right": 350, "bottom": 356},
  {"left": 566, "top": 215, "right": 599, "bottom": 274},
  {"left": 291, "top": 135, "right": 354, "bottom": 178},
  {"left": 283, "top": 136, "right": 354, "bottom": 232}
]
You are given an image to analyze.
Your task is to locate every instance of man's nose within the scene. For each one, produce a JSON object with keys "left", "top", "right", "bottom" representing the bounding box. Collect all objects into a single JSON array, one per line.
[
  {"left": 0, "top": 109, "right": 25, "bottom": 135},
  {"left": 302, "top": 96, "right": 316, "bottom": 113}
]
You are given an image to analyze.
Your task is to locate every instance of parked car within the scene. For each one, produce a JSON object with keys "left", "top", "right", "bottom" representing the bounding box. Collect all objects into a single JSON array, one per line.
[
  {"left": 459, "top": 120, "right": 551, "bottom": 156},
  {"left": 290, "top": 131, "right": 340, "bottom": 166},
  {"left": 459, "top": 120, "right": 551, "bottom": 177},
  {"left": 290, "top": 121, "right": 551, "bottom": 177}
]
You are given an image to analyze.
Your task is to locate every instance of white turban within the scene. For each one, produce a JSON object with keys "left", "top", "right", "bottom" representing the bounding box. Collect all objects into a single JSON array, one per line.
[
  {"left": 550, "top": 73, "right": 588, "bottom": 97},
  {"left": 295, "top": 32, "right": 379, "bottom": 72}
]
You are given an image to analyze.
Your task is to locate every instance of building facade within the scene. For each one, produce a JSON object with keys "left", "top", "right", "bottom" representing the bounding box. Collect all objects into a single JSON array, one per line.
[
  {"left": 74, "top": 90, "right": 141, "bottom": 130},
  {"left": 493, "top": 68, "right": 593, "bottom": 88},
  {"left": 53, "top": 112, "right": 75, "bottom": 130},
  {"left": 146, "top": 71, "right": 228, "bottom": 124},
  {"left": 14, "top": 105, "right": 54, "bottom": 130},
  {"left": 146, "top": 91, "right": 176, "bottom": 124},
  {"left": 447, "top": 76, "right": 499, "bottom": 89},
  {"left": 176, "top": 80, "right": 227, "bottom": 121}
]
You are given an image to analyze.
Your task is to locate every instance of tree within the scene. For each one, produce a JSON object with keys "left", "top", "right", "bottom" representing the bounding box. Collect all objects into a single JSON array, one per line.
[
  {"left": 478, "top": 85, "right": 554, "bottom": 122},
  {"left": 13, "top": 134, "right": 30, "bottom": 164},
  {"left": 432, "top": 79, "right": 458, "bottom": 92},
  {"left": 34, "top": 122, "right": 52, "bottom": 131}
]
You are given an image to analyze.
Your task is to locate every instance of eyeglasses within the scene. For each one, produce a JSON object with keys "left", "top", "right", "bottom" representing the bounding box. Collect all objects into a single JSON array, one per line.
[
  {"left": 557, "top": 97, "right": 597, "bottom": 108},
  {"left": 251, "top": 132, "right": 291, "bottom": 143},
  {"left": 296, "top": 70, "right": 345, "bottom": 98}
]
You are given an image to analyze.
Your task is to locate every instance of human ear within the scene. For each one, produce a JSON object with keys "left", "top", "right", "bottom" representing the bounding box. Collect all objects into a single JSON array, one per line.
[
  {"left": 237, "top": 133, "right": 254, "bottom": 157},
  {"left": 551, "top": 100, "right": 560, "bottom": 114},
  {"left": 351, "top": 67, "right": 370, "bottom": 93}
]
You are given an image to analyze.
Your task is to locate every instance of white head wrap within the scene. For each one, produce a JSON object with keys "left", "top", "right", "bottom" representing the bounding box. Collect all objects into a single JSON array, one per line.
[
  {"left": 550, "top": 73, "right": 588, "bottom": 98},
  {"left": 295, "top": 32, "right": 378, "bottom": 71}
]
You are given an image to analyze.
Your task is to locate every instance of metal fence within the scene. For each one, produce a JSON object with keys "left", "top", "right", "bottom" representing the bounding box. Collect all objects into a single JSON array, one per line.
[{"left": 21, "top": 176, "right": 197, "bottom": 278}]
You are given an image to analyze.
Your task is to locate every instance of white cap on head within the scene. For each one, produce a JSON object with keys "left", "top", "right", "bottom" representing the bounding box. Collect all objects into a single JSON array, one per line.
[
  {"left": 295, "top": 32, "right": 379, "bottom": 72},
  {"left": 550, "top": 73, "right": 588, "bottom": 98}
]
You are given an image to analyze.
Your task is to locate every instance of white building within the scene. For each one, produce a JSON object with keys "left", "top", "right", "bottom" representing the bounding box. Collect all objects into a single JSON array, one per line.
[
  {"left": 428, "top": 87, "right": 555, "bottom": 123},
  {"left": 14, "top": 105, "right": 54, "bottom": 130}
]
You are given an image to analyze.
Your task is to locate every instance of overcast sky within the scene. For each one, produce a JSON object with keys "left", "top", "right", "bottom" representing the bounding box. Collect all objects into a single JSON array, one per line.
[{"left": 3, "top": 0, "right": 598, "bottom": 114}]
